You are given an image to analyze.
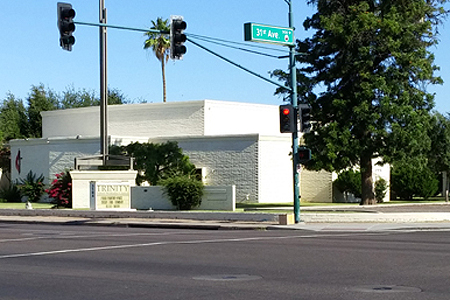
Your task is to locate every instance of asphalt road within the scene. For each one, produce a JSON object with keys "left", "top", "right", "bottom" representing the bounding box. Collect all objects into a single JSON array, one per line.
[
  {"left": 308, "top": 203, "right": 450, "bottom": 212},
  {"left": 1, "top": 223, "right": 450, "bottom": 300}
]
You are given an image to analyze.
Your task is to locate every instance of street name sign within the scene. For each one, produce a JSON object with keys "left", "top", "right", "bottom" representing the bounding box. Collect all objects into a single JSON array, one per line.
[{"left": 244, "top": 23, "right": 294, "bottom": 46}]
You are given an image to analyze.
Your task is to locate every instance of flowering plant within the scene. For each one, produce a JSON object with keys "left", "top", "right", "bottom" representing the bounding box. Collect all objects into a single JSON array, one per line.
[{"left": 46, "top": 171, "right": 72, "bottom": 208}]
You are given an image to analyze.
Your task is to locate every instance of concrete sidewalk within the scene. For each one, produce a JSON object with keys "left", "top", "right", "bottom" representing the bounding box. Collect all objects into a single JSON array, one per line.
[{"left": 1, "top": 205, "right": 450, "bottom": 231}]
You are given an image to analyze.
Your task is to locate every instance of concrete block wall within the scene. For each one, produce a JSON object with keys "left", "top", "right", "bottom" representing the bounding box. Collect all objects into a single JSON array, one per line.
[
  {"left": 41, "top": 100, "right": 284, "bottom": 140},
  {"left": 149, "top": 135, "right": 260, "bottom": 203},
  {"left": 10, "top": 137, "right": 100, "bottom": 185},
  {"left": 131, "top": 185, "right": 236, "bottom": 211},
  {"left": 300, "top": 169, "right": 333, "bottom": 203},
  {"left": 42, "top": 101, "right": 206, "bottom": 139}
]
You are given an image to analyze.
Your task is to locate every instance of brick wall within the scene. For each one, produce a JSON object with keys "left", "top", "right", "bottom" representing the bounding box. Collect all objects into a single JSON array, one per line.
[
  {"left": 42, "top": 100, "right": 283, "bottom": 139},
  {"left": 150, "top": 135, "right": 260, "bottom": 203},
  {"left": 300, "top": 169, "right": 333, "bottom": 203}
]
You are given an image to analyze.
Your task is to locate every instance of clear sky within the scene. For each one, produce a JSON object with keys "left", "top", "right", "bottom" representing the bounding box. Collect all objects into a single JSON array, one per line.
[{"left": 1, "top": 1, "right": 449, "bottom": 113}]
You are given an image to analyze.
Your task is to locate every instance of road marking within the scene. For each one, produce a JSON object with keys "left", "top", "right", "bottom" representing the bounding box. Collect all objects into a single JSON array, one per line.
[
  {"left": 0, "top": 232, "right": 391, "bottom": 259},
  {"left": 0, "top": 231, "right": 184, "bottom": 243}
]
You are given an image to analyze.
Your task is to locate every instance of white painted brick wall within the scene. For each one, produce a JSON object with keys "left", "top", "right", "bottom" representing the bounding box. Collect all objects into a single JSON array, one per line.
[
  {"left": 42, "top": 101, "right": 206, "bottom": 138},
  {"left": 300, "top": 169, "right": 333, "bottom": 203},
  {"left": 131, "top": 185, "right": 236, "bottom": 211},
  {"left": 149, "top": 135, "right": 260, "bottom": 203},
  {"left": 42, "top": 100, "right": 283, "bottom": 139},
  {"left": 10, "top": 138, "right": 100, "bottom": 185}
]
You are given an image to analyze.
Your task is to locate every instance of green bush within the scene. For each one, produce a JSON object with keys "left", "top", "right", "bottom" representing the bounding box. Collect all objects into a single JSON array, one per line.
[
  {"left": 18, "top": 171, "right": 45, "bottom": 202},
  {"left": 161, "top": 175, "right": 204, "bottom": 210},
  {"left": 374, "top": 178, "right": 388, "bottom": 203},
  {"left": 391, "top": 160, "right": 439, "bottom": 200},
  {"left": 0, "top": 183, "right": 22, "bottom": 203},
  {"left": 334, "top": 169, "right": 362, "bottom": 198}
]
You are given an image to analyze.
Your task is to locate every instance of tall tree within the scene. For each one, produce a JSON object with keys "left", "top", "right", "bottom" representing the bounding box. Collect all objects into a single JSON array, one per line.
[
  {"left": 60, "top": 86, "right": 98, "bottom": 109},
  {"left": 26, "top": 84, "right": 59, "bottom": 138},
  {"left": 0, "top": 93, "right": 28, "bottom": 141},
  {"left": 428, "top": 112, "right": 450, "bottom": 174},
  {"left": 144, "top": 17, "right": 170, "bottom": 103},
  {"left": 427, "top": 112, "right": 450, "bottom": 196},
  {"left": 274, "top": 0, "right": 447, "bottom": 204},
  {"left": 60, "top": 86, "right": 127, "bottom": 109}
]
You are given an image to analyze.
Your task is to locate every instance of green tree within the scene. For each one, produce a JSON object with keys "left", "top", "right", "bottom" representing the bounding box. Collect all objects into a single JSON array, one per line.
[
  {"left": 428, "top": 112, "right": 450, "bottom": 173},
  {"left": 273, "top": 0, "right": 447, "bottom": 205},
  {"left": 391, "top": 156, "right": 438, "bottom": 200},
  {"left": 26, "top": 84, "right": 59, "bottom": 138},
  {"left": 60, "top": 86, "right": 98, "bottom": 108},
  {"left": 61, "top": 86, "right": 127, "bottom": 109},
  {"left": 144, "top": 17, "right": 170, "bottom": 103},
  {"left": 111, "top": 141, "right": 196, "bottom": 185},
  {"left": 0, "top": 93, "right": 28, "bottom": 141},
  {"left": 107, "top": 88, "right": 128, "bottom": 105}
]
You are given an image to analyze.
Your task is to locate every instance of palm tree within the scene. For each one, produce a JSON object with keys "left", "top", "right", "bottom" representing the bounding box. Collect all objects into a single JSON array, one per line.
[{"left": 144, "top": 18, "right": 170, "bottom": 103}]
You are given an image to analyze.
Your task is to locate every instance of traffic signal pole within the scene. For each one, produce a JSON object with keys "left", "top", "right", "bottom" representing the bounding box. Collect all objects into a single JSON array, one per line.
[
  {"left": 99, "top": 0, "right": 108, "bottom": 165},
  {"left": 287, "top": 0, "right": 301, "bottom": 223}
]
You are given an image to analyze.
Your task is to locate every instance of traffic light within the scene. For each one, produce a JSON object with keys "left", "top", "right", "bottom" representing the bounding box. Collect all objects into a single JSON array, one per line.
[
  {"left": 57, "top": 2, "right": 76, "bottom": 51},
  {"left": 300, "top": 105, "right": 311, "bottom": 133},
  {"left": 279, "top": 104, "right": 296, "bottom": 133},
  {"left": 298, "top": 147, "right": 311, "bottom": 164},
  {"left": 170, "top": 16, "right": 187, "bottom": 60}
]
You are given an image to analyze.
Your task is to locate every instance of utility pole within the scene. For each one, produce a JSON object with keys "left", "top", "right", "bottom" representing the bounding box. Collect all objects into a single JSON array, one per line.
[
  {"left": 286, "top": 0, "right": 300, "bottom": 223},
  {"left": 99, "top": 0, "right": 108, "bottom": 165}
]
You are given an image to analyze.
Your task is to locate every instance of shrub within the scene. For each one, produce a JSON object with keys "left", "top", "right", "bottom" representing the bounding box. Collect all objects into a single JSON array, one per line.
[
  {"left": 18, "top": 171, "right": 45, "bottom": 202},
  {"left": 161, "top": 175, "right": 204, "bottom": 210},
  {"left": 46, "top": 171, "right": 72, "bottom": 208},
  {"left": 0, "top": 183, "right": 21, "bottom": 203},
  {"left": 334, "top": 169, "right": 362, "bottom": 198},
  {"left": 374, "top": 178, "right": 388, "bottom": 203},
  {"left": 391, "top": 161, "right": 439, "bottom": 200}
]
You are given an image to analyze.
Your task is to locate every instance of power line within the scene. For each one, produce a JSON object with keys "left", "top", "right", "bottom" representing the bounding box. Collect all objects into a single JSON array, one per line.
[{"left": 187, "top": 33, "right": 290, "bottom": 59}]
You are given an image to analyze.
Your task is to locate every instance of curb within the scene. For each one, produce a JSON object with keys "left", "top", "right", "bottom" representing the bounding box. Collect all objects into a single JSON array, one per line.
[{"left": 0, "top": 209, "right": 279, "bottom": 223}]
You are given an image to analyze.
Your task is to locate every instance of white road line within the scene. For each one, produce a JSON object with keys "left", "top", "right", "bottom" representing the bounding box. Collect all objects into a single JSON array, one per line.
[
  {"left": 0, "top": 231, "right": 185, "bottom": 243},
  {"left": 0, "top": 232, "right": 390, "bottom": 259}
]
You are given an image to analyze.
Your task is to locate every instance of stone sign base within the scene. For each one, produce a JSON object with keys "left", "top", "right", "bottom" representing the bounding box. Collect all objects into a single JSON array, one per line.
[{"left": 70, "top": 170, "right": 137, "bottom": 210}]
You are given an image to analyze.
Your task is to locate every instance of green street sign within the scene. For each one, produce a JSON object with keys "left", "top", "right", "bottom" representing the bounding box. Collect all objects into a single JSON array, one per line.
[{"left": 244, "top": 23, "right": 294, "bottom": 46}]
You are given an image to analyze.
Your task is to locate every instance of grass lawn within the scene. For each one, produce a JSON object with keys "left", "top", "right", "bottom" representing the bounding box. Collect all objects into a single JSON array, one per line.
[
  {"left": 0, "top": 202, "right": 53, "bottom": 209},
  {"left": 236, "top": 201, "right": 359, "bottom": 209}
]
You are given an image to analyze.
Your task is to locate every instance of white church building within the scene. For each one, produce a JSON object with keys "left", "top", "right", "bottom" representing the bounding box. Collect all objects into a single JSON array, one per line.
[{"left": 9, "top": 99, "right": 390, "bottom": 204}]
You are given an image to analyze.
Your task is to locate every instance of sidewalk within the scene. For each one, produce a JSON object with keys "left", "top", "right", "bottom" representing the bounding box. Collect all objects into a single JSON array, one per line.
[{"left": 1, "top": 203, "right": 450, "bottom": 231}]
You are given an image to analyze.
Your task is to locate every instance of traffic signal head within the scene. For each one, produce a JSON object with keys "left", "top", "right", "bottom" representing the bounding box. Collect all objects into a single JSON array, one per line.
[
  {"left": 300, "top": 106, "right": 311, "bottom": 133},
  {"left": 170, "top": 16, "right": 187, "bottom": 60},
  {"left": 298, "top": 147, "right": 311, "bottom": 164},
  {"left": 279, "top": 104, "right": 296, "bottom": 133},
  {"left": 57, "top": 2, "right": 76, "bottom": 51}
]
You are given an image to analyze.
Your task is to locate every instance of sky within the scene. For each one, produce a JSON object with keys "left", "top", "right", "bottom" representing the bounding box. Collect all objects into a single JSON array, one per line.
[{"left": 1, "top": 0, "right": 450, "bottom": 113}]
